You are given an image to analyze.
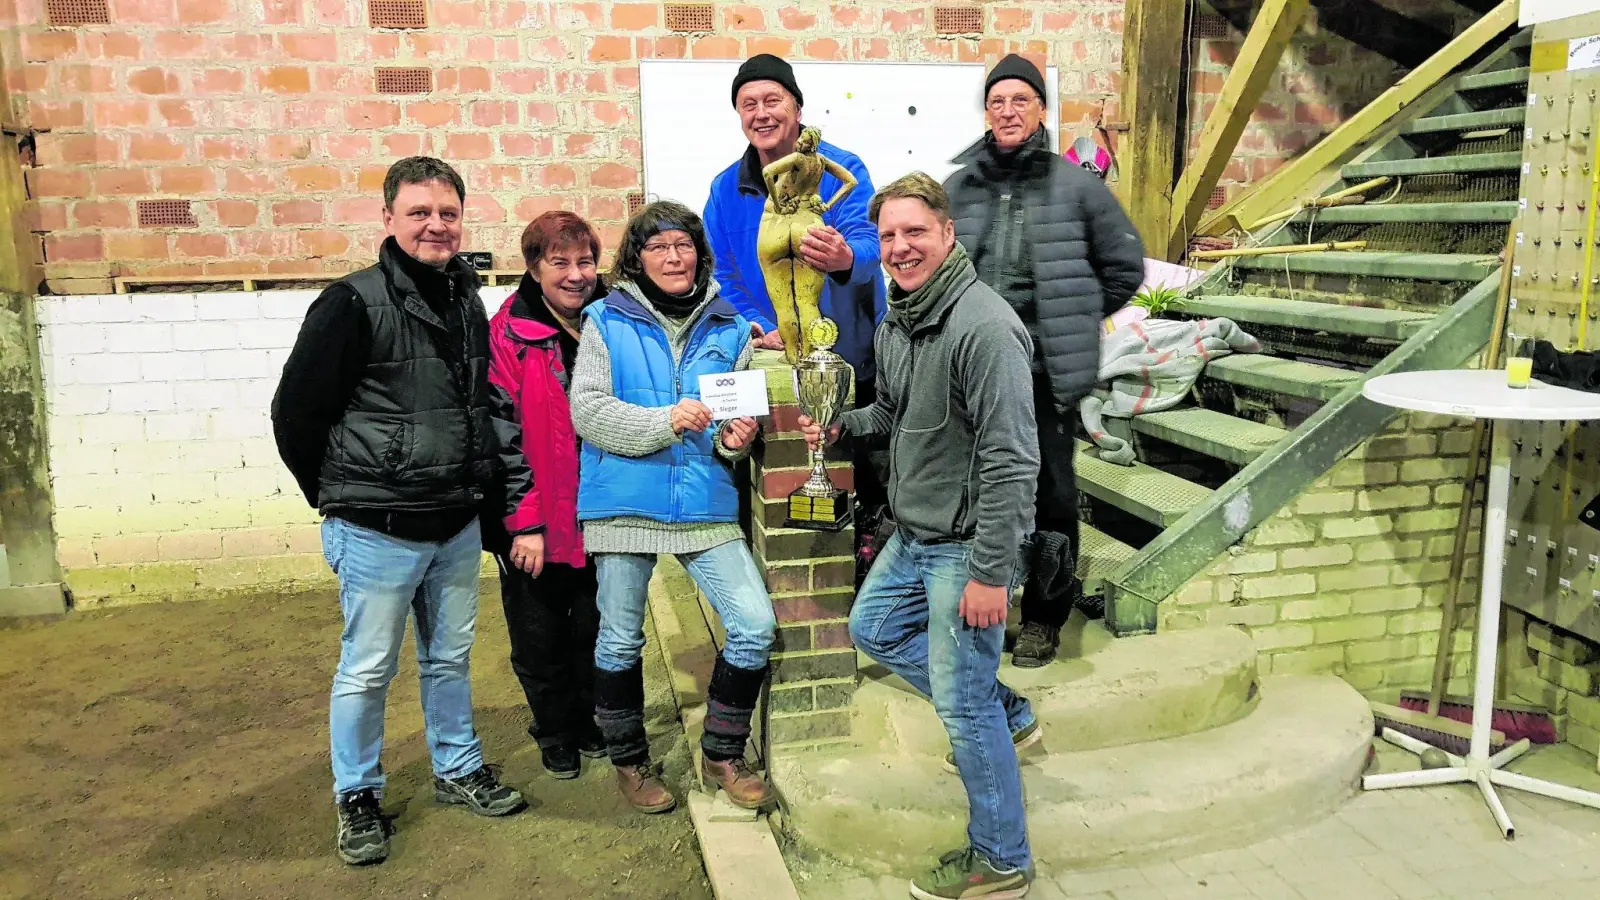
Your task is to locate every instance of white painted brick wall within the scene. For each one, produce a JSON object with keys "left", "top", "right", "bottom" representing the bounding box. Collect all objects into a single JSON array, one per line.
[{"left": 38, "top": 286, "right": 517, "bottom": 572}]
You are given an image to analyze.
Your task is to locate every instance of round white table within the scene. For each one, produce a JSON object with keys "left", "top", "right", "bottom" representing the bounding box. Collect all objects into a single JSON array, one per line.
[{"left": 1362, "top": 369, "right": 1600, "bottom": 838}]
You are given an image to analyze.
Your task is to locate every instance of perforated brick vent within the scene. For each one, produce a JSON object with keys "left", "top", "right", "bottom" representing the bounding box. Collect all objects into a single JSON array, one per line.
[
  {"left": 376, "top": 67, "right": 433, "bottom": 94},
  {"left": 1192, "top": 12, "right": 1229, "bottom": 39},
  {"left": 370, "top": 0, "right": 427, "bottom": 29},
  {"left": 45, "top": 0, "right": 110, "bottom": 26},
  {"left": 627, "top": 192, "right": 646, "bottom": 216},
  {"left": 1207, "top": 186, "right": 1228, "bottom": 209},
  {"left": 137, "top": 200, "right": 196, "bottom": 228},
  {"left": 934, "top": 5, "right": 982, "bottom": 34},
  {"left": 665, "top": 2, "right": 714, "bottom": 32}
]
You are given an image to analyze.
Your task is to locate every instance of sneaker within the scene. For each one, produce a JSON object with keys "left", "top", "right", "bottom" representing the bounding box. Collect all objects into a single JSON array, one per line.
[
  {"left": 1011, "top": 622, "right": 1059, "bottom": 668},
  {"left": 434, "top": 765, "right": 528, "bottom": 817},
  {"left": 615, "top": 761, "right": 677, "bottom": 814},
  {"left": 909, "top": 847, "right": 1030, "bottom": 899},
  {"left": 335, "top": 789, "right": 390, "bottom": 866},
  {"left": 578, "top": 727, "right": 608, "bottom": 760},
  {"left": 540, "top": 744, "right": 581, "bottom": 780},
  {"left": 942, "top": 720, "right": 1044, "bottom": 775}
]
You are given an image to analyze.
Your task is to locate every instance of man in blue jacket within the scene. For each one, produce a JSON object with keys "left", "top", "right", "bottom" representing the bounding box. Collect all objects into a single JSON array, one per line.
[{"left": 703, "top": 54, "right": 888, "bottom": 525}]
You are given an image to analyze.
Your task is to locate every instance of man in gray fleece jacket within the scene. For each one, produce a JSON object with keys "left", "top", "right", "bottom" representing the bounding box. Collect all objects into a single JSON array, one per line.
[{"left": 802, "top": 172, "right": 1040, "bottom": 900}]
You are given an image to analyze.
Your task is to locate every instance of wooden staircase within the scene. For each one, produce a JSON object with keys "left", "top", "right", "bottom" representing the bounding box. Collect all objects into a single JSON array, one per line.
[{"left": 1086, "top": 26, "right": 1528, "bottom": 635}]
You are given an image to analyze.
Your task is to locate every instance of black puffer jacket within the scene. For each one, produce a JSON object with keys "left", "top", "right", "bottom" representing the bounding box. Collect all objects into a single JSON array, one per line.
[{"left": 943, "top": 128, "right": 1146, "bottom": 410}]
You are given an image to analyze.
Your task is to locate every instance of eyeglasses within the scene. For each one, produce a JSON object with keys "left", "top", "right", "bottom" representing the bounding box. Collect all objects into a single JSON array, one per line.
[
  {"left": 986, "top": 95, "right": 1039, "bottom": 113},
  {"left": 642, "top": 240, "right": 696, "bottom": 258}
]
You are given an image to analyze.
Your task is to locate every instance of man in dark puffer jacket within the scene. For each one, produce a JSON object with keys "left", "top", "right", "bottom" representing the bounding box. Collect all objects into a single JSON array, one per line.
[
  {"left": 944, "top": 55, "right": 1146, "bottom": 667},
  {"left": 272, "top": 157, "right": 526, "bottom": 867}
]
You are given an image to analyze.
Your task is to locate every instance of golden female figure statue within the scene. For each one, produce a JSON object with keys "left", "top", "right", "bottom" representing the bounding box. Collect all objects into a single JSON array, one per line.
[{"left": 757, "top": 126, "right": 858, "bottom": 364}]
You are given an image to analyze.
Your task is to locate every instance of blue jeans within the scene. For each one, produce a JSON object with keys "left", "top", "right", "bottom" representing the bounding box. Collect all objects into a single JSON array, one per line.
[
  {"left": 323, "top": 516, "right": 485, "bottom": 799},
  {"left": 594, "top": 540, "right": 776, "bottom": 672},
  {"left": 849, "top": 529, "right": 1033, "bottom": 872}
]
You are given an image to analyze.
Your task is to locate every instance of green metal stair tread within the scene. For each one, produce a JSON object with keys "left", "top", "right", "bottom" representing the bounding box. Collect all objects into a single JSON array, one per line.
[
  {"left": 1202, "top": 354, "right": 1361, "bottom": 401},
  {"left": 1073, "top": 439, "right": 1213, "bottom": 526},
  {"left": 1131, "top": 408, "right": 1288, "bottom": 466},
  {"left": 1295, "top": 201, "right": 1518, "bottom": 224},
  {"left": 1341, "top": 151, "right": 1522, "bottom": 179},
  {"left": 1457, "top": 66, "right": 1530, "bottom": 90},
  {"left": 1183, "top": 295, "right": 1433, "bottom": 340},
  {"left": 1230, "top": 251, "right": 1499, "bottom": 281},
  {"left": 1402, "top": 106, "right": 1524, "bottom": 135},
  {"left": 1077, "top": 524, "right": 1135, "bottom": 592}
]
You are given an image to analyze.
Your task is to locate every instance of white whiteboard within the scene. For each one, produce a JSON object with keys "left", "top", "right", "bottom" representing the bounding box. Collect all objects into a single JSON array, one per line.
[
  {"left": 639, "top": 60, "right": 1060, "bottom": 218},
  {"left": 1522, "top": 0, "right": 1600, "bottom": 26}
]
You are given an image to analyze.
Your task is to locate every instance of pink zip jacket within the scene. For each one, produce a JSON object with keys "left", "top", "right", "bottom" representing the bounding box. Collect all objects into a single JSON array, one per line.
[{"left": 487, "top": 288, "right": 587, "bottom": 568}]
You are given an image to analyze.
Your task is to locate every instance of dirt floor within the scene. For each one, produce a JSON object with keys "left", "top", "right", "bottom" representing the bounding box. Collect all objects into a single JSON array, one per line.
[{"left": 0, "top": 587, "right": 713, "bottom": 900}]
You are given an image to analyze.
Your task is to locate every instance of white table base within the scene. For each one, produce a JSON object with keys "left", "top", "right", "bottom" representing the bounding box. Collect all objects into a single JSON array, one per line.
[{"left": 1360, "top": 426, "right": 1600, "bottom": 837}]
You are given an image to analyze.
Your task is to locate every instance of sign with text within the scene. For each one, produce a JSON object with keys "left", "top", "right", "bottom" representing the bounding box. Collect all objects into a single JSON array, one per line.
[{"left": 698, "top": 370, "right": 770, "bottom": 420}]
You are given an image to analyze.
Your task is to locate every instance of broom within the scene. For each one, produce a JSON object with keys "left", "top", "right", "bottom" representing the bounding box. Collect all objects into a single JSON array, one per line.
[{"left": 1372, "top": 238, "right": 1555, "bottom": 749}]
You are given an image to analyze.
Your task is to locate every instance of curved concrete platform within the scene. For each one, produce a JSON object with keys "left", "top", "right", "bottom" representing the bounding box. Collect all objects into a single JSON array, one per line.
[
  {"left": 855, "top": 625, "right": 1262, "bottom": 756},
  {"left": 774, "top": 675, "right": 1373, "bottom": 875}
]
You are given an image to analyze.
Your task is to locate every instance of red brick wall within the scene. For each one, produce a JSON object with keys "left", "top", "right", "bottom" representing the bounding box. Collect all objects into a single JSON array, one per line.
[{"left": 0, "top": 0, "right": 1418, "bottom": 291}]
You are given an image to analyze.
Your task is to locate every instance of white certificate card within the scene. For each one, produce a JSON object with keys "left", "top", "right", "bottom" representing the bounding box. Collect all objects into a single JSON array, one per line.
[{"left": 698, "top": 370, "right": 770, "bottom": 419}]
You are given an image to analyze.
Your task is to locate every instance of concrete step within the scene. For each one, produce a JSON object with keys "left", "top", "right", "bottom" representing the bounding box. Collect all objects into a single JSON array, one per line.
[
  {"left": 851, "top": 623, "right": 1261, "bottom": 758},
  {"left": 1076, "top": 523, "right": 1134, "bottom": 594},
  {"left": 774, "top": 674, "right": 1373, "bottom": 874},
  {"left": 1458, "top": 66, "right": 1529, "bottom": 91},
  {"left": 1132, "top": 407, "right": 1288, "bottom": 466},
  {"left": 1202, "top": 354, "right": 1361, "bottom": 402},
  {"left": 1341, "top": 151, "right": 1522, "bottom": 180},
  {"left": 1074, "top": 439, "right": 1212, "bottom": 526},
  {"left": 1402, "top": 106, "right": 1524, "bottom": 136},
  {"left": 1296, "top": 200, "right": 1518, "bottom": 225},
  {"left": 1184, "top": 295, "right": 1433, "bottom": 340},
  {"left": 1231, "top": 251, "right": 1500, "bottom": 281}
]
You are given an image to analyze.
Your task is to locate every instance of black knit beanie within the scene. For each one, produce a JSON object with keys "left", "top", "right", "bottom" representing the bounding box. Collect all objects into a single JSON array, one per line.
[
  {"left": 731, "top": 53, "right": 804, "bottom": 108},
  {"left": 984, "top": 54, "right": 1047, "bottom": 108}
]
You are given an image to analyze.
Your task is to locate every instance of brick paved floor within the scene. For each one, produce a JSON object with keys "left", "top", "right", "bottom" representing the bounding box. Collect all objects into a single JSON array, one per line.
[{"left": 789, "top": 743, "right": 1600, "bottom": 899}]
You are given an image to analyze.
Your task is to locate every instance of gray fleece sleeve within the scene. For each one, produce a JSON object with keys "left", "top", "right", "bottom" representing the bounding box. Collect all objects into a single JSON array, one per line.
[
  {"left": 839, "top": 330, "right": 895, "bottom": 440},
  {"left": 713, "top": 336, "right": 757, "bottom": 462},
  {"left": 960, "top": 318, "right": 1041, "bottom": 587},
  {"left": 570, "top": 318, "right": 680, "bottom": 457}
]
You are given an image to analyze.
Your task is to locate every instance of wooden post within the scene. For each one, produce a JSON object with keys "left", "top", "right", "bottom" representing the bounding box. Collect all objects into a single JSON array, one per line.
[
  {"left": 1116, "top": 0, "right": 1188, "bottom": 259},
  {"left": 1168, "top": 0, "right": 1310, "bottom": 260}
]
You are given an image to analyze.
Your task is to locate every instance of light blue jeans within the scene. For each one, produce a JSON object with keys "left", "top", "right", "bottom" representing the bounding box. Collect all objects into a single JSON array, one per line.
[
  {"left": 594, "top": 540, "right": 776, "bottom": 672},
  {"left": 323, "top": 516, "right": 485, "bottom": 799},
  {"left": 848, "top": 529, "right": 1033, "bottom": 872}
]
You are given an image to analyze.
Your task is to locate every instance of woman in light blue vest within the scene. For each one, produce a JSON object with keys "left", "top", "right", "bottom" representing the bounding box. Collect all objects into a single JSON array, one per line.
[{"left": 570, "top": 200, "right": 777, "bottom": 815}]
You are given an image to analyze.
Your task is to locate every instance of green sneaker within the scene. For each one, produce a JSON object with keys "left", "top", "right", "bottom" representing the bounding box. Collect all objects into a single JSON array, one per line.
[
  {"left": 909, "top": 847, "right": 1030, "bottom": 899},
  {"left": 942, "top": 720, "right": 1043, "bottom": 775}
]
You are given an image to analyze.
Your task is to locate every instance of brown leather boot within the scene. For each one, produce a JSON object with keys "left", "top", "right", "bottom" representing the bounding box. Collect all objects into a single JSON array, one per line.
[
  {"left": 700, "top": 756, "right": 774, "bottom": 810},
  {"left": 614, "top": 762, "right": 676, "bottom": 814}
]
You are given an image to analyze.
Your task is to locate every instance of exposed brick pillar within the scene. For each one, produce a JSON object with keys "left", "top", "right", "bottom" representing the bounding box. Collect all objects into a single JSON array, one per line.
[{"left": 748, "top": 351, "right": 859, "bottom": 750}]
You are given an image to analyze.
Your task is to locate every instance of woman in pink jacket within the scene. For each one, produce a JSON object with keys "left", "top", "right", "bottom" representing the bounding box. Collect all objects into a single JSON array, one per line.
[{"left": 487, "top": 211, "right": 607, "bottom": 779}]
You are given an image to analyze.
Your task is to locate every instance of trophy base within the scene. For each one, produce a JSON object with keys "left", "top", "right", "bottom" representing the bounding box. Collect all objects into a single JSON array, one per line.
[{"left": 784, "top": 489, "right": 851, "bottom": 532}]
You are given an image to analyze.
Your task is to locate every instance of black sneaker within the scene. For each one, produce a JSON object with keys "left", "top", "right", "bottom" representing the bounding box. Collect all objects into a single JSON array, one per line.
[
  {"left": 1011, "top": 622, "right": 1060, "bottom": 668},
  {"left": 540, "top": 744, "right": 581, "bottom": 780},
  {"left": 578, "top": 729, "right": 607, "bottom": 760},
  {"left": 434, "top": 765, "right": 528, "bottom": 817},
  {"left": 335, "top": 789, "right": 390, "bottom": 866}
]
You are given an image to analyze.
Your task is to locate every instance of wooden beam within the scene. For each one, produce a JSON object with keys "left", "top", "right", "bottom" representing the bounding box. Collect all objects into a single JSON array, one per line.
[
  {"left": 1114, "top": 0, "right": 1189, "bottom": 258},
  {"left": 1194, "top": 0, "right": 1518, "bottom": 240},
  {"left": 1168, "top": 0, "right": 1309, "bottom": 259}
]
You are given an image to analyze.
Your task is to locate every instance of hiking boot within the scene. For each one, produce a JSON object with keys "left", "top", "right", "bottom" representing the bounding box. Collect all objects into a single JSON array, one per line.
[
  {"left": 540, "top": 743, "right": 581, "bottom": 780},
  {"left": 335, "top": 789, "right": 390, "bottom": 866},
  {"left": 699, "top": 755, "right": 775, "bottom": 810},
  {"left": 615, "top": 762, "right": 677, "bottom": 814},
  {"left": 1011, "top": 622, "right": 1059, "bottom": 668},
  {"left": 578, "top": 727, "right": 608, "bottom": 760},
  {"left": 434, "top": 765, "right": 528, "bottom": 817},
  {"left": 910, "top": 847, "right": 1031, "bottom": 900},
  {"left": 943, "top": 720, "right": 1044, "bottom": 775}
]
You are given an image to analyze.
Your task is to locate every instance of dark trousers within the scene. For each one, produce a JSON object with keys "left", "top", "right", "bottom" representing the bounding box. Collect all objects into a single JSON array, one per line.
[
  {"left": 1020, "top": 372, "right": 1081, "bottom": 630},
  {"left": 495, "top": 555, "right": 602, "bottom": 748}
]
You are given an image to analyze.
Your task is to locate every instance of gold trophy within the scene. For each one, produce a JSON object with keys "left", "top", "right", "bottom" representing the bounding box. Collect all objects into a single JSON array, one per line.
[{"left": 786, "top": 317, "right": 853, "bottom": 531}]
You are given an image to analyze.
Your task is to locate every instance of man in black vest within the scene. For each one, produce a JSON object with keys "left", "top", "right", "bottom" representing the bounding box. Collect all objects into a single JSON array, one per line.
[
  {"left": 272, "top": 157, "right": 525, "bottom": 867},
  {"left": 944, "top": 55, "right": 1146, "bottom": 667}
]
